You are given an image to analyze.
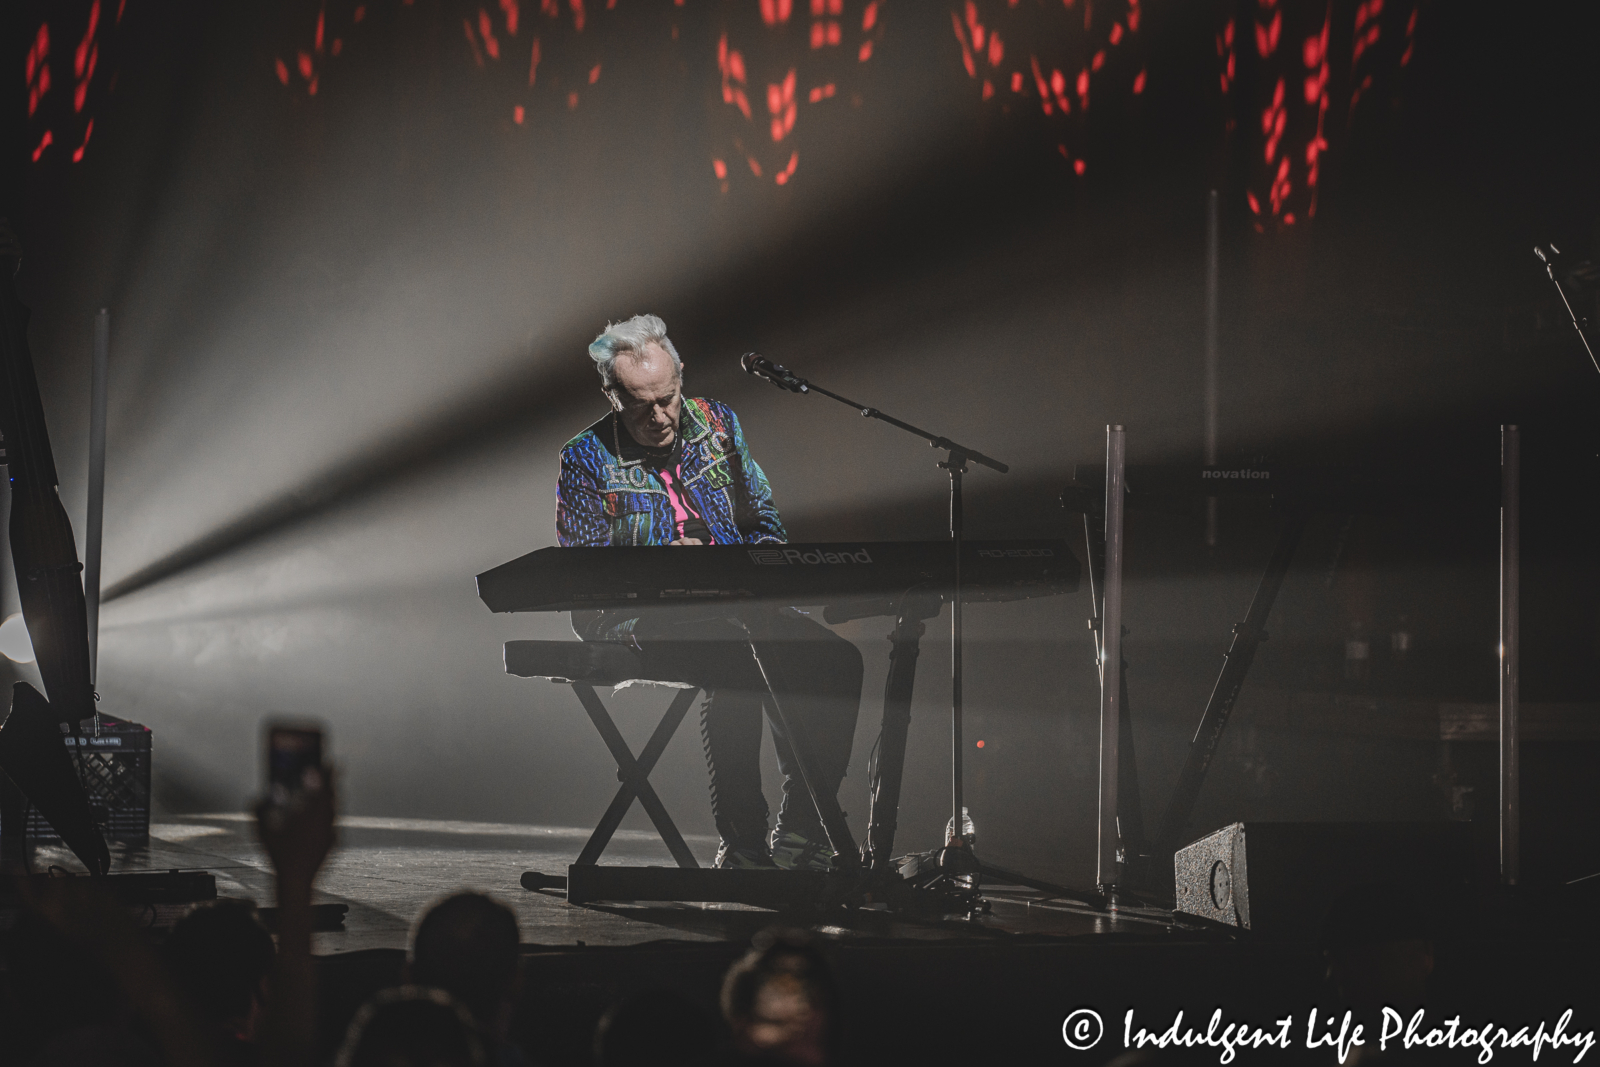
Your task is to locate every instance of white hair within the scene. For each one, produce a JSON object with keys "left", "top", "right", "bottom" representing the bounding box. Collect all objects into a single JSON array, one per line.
[{"left": 588, "top": 314, "right": 682, "bottom": 391}]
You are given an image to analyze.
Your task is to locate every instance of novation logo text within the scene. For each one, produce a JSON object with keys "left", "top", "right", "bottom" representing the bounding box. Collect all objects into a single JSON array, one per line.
[
  {"left": 748, "top": 548, "right": 874, "bottom": 565},
  {"left": 1203, "top": 469, "right": 1272, "bottom": 480}
]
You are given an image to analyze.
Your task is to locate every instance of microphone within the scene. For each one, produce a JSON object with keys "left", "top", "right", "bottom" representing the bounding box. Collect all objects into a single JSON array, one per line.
[{"left": 740, "top": 352, "right": 809, "bottom": 393}]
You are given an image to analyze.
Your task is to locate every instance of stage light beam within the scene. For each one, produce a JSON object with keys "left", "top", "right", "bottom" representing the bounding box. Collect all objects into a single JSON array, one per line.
[{"left": 0, "top": 614, "right": 38, "bottom": 664}]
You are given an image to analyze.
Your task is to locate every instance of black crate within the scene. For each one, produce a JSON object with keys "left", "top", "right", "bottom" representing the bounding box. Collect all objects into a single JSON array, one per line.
[{"left": 25, "top": 716, "right": 152, "bottom": 845}]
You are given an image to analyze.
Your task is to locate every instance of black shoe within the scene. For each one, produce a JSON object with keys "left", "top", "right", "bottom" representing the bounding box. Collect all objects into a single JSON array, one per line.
[
  {"left": 770, "top": 829, "right": 835, "bottom": 871},
  {"left": 714, "top": 840, "right": 779, "bottom": 870}
]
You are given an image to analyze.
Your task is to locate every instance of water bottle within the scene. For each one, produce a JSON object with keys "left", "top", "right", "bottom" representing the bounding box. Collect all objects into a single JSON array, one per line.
[{"left": 945, "top": 806, "right": 977, "bottom": 849}]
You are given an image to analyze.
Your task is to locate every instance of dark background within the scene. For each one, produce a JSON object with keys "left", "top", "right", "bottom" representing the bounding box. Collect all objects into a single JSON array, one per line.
[{"left": 2, "top": 0, "right": 1596, "bottom": 887}]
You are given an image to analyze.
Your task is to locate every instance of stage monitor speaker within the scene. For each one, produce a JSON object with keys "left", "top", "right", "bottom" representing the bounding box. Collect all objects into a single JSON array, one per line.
[{"left": 1174, "top": 822, "right": 1479, "bottom": 938}]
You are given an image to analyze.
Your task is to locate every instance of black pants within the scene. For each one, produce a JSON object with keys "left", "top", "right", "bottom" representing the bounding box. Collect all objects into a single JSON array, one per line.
[{"left": 622, "top": 608, "right": 863, "bottom": 852}]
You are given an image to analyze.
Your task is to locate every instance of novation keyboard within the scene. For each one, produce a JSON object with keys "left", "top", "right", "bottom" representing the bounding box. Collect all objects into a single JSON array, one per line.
[{"left": 476, "top": 540, "right": 1079, "bottom": 615}]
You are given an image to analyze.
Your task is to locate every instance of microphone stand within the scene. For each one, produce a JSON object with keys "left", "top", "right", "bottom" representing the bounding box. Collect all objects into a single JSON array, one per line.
[{"left": 742, "top": 357, "right": 1006, "bottom": 877}]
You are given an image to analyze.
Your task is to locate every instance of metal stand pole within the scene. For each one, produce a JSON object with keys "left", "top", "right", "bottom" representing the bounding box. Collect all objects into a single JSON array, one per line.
[
  {"left": 1071, "top": 479, "right": 1148, "bottom": 889},
  {"left": 943, "top": 456, "right": 968, "bottom": 843},
  {"left": 862, "top": 595, "right": 938, "bottom": 869},
  {"left": 740, "top": 613, "right": 861, "bottom": 869},
  {"left": 1153, "top": 507, "right": 1309, "bottom": 853},
  {"left": 1500, "top": 424, "right": 1520, "bottom": 886},
  {"left": 1204, "top": 191, "right": 1220, "bottom": 548},
  {"left": 1096, "top": 425, "right": 1126, "bottom": 891},
  {"left": 84, "top": 308, "right": 109, "bottom": 688}
]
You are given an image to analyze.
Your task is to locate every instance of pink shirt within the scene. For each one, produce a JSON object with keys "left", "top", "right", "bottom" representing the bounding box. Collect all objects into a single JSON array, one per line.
[{"left": 657, "top": 462, "right": 713, "bottom": 543}]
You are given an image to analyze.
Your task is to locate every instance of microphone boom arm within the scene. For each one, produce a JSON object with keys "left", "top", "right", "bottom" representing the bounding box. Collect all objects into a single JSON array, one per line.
[
  {"left": 741, "top": 354, "right": 1007, "bottom": 473},
  {"left": 1534, "top": 244, "right": 1600, "bottom": 378},
  {"left": 808, "top": 382, "right": 1009, "bottom": 473}
]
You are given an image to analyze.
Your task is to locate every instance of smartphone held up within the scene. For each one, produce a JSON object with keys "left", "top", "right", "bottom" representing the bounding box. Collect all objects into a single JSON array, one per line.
[{"left": 264, "top": 722, "right": 327, "bottom": 822}]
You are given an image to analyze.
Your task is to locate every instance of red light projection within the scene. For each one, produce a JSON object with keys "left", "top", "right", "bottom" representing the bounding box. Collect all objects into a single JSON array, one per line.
[
  {"left": 768, "top": 68, "right": 798, "bottom": 144},
  {"left": 26, "top": 0, "right": 122, "bottom": 165},
  {"left": 949, "top": 0, "right": 1148, "bottom": 176},
  {"left": 270, "top": 1, "right": 623, "bottom": 122},
  {"left": 1348, "top": 0, "right": 1414, "bottom": 111},
  {"left": 710, "top": 0, "right": 886, "bottom": 192},
  {"left": 241, "top": 0, "right": 1424, "bottom": 206},
  {"left": 261, "top": 1, "right": 877, "bottom": 189},
  {"left": 72, "top": 118, "right": 95, "bottom": 163},
  {"left": 74, "top": 1, "right": 101, "bottom": 112},
  {"left": 1228, "top": 0, "right": 1418, "bottom": 232},
  {"left": 276, "top": 5, "right": 336, "bottom": 98},
  {"left": 465, "top": 0, "right": 621, "bottom": 117},
  {"left": 1217, "top": 18, "right": 1236, "bottom": 98},
  {"left": 27, "top": 23, "right": 52, "bottom": 119}
]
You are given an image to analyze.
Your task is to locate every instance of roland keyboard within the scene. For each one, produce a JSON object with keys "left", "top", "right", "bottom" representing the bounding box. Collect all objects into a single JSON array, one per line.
[{"left": 475, "top": 540, "right": 1079, "bottom": 615}]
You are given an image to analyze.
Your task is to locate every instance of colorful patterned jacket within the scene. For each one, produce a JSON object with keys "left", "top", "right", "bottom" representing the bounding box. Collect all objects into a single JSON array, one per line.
[{"left": 556, "top": 397, "right": 787, "bottom": 549}]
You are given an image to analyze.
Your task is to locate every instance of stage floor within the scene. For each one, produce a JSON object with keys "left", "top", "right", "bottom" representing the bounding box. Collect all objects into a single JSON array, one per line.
[
  {"left": 21, "top": 816, "right": 1600, "bottom": 1064},
  {"left": 31, "top": 814, "right": 1178, "bottom": 953}
]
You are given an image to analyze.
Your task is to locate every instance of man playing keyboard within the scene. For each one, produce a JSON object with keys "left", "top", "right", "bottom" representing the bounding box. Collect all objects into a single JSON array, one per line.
[{"left": 555, "top": 314, "right": 862, "bottom": 871}]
